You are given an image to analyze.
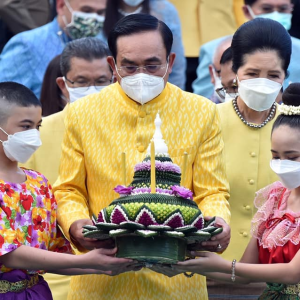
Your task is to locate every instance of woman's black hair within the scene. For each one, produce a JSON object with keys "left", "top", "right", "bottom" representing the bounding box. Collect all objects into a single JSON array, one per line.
[
  {"left": 220, "top": 47, "right": 233, "bottom": 65},
  {"left": 40, "top": 55, "right": 65, "bottom": 117},
  {"left": 103, "top": 0, "right": 150, "bottom": 38},
  {"left": 231, "top": 18, "right": 292, "bottom": 76},
  {"left": 272, "top": 83, "right": 300, "bottom": 133}
]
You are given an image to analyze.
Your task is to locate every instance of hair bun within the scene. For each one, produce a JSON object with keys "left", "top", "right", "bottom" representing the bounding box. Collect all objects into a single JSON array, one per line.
[{"left": 282, "top": 83, "right": 300, "bottom": 107}]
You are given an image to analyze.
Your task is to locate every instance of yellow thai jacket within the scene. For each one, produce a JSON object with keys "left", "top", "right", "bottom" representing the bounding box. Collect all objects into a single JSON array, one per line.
[
  {"left": 217, "top": 101, "right": 278, "bottom": 261},
  {"left": 53, "top": 82, "right": 230, "bottom": 300},
  {"left": 168, "top": 0, "right": 246, "bottom": 57}
]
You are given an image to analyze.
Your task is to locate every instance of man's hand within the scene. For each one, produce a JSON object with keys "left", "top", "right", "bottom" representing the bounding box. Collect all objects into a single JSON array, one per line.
[
  {"left": 190, "top": 216, "right": 231, "bottom": 252},
  {"left": 69, "top": 219, "right": 115, "bottom": 251}
]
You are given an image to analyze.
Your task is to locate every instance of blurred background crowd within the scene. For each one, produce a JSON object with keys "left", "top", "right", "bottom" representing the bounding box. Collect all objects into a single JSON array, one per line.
[{"left": 0, "top": 0, "right": 299, "bottom": 104}]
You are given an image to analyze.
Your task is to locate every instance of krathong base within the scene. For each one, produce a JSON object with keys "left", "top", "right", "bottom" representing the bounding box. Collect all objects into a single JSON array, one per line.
[{"left": 115, "top": 235, "right": 187, "bottom": 264}]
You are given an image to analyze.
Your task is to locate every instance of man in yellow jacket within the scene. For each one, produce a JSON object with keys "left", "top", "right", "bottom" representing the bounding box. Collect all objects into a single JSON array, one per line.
[
  {"left": 23, "top": 37, "right": 113, "bottom": 300},
  {"left": 53, "top": 14, "right": 231, "bottom": 300}
]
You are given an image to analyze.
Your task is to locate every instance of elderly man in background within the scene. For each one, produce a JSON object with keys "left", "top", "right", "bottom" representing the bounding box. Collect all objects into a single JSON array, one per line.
[
  {"left": 22, "top": 37, "right": 113, "bottom": 300},
  {"left": 208, "top": 37, "right": 232, "bottom": 104},
  {"left": 0, "top": 0, "right": 107, "bottom": 98},
  {"left": 53, "top": 13, "right": 230, "bottom": 300}
]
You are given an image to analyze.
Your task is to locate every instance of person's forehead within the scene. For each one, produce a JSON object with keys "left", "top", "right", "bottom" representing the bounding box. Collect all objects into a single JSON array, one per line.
[
  {"left": 68, "top": 57, "right": 111, "bottom": 77},
  {"left": 242, "top": 50, "right": 283, "bottom": 68},
  {"left": 9, "top": 105, "right": 42, "bottom": 120},
  {"left": 116, "top": 31, "right": 167, "bottom": 63},
  {"left": 213, "top": 42, "right": 232, "bottom": 69},
  {"left": 69, "top": 0, "right": 106, "bottom": 10},
  {"left": 272, "top": 125, "right": 300, "bottom": 148},
  {"left": 221, "top": 62, "right": 235, "bottom": 85},
  {"left": 252, "top": 0, "right": 292, "bottom": 6}
]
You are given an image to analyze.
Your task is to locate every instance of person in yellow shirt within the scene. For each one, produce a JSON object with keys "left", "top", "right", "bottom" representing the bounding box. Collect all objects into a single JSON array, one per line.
[
  {"left": 168, "top": 0, "right": 246, "bottom": 92},
  {"left": 23, "top": 37, "right": 113, "bottom": 300},
  {"left": 212, "top": 18, "right": 290, "bottom": 298},
  {"left": 53, "top": 13, "right": 231, "bottom": 300}
]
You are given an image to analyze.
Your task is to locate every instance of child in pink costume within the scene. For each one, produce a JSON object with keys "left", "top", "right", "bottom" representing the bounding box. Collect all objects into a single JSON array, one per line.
[{"left": 172, "top": 83, "right": 300, "bottom": 299}]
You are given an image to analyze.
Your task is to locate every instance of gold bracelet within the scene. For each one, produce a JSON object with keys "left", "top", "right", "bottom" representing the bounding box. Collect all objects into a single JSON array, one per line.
[{"left": 231, "top": 259, "right": 236, "bottom": 282}]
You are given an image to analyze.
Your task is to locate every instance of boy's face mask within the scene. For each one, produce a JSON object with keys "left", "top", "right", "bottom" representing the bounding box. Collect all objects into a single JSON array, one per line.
[{"left": 0, "top": 127, "right": 42, "bottom": 163}]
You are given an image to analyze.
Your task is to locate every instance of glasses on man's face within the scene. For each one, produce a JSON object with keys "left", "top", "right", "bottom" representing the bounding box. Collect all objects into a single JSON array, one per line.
[
  {"left": 64, "top": 76, "right": 112, "bottom": 92},
  {"left": 216, "top": 86, "right": 238, "bottom": 100},
  {"left": 116, "top": 63, "right": 168, "bottom": 77}
]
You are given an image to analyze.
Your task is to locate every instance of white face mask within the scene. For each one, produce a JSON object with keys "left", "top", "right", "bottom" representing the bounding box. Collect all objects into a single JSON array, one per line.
[
  {"left": 224, "top": 93, "right": 235, "bottom": 102},
  {"left": 0, "top": 128, "right": 42, "bottom": 163},
  {"left": 270, "top": 159, "right": 300, "bottom": 190},
  {"left": 238, "top": 77, "right": 281, "bottom": 111},
  {"left": 123, "top": 0, "right": 144, "bottom": 6},
  {"left": 116, "top": 64, "right": 168, "bottom": 105},
  {"left": 213, "top": 69, "right": 224, "bottom": 103},
  {"left": 63, "top": 77, "right": 107, "bottom": 103}
]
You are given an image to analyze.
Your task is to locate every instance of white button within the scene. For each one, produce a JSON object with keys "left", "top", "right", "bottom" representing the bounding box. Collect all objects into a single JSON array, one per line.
[
  {"left": 243, "top": 232, "right": 248, "bottom": 237},
  {"left": 249, "top": 179, "right": 255, "bottom": 185},
  {"left": 245, "top": 205, "right": 251, "bottom": 210},
  {"left": 250, "top": 152, "right": 256, "bottom": 157}
]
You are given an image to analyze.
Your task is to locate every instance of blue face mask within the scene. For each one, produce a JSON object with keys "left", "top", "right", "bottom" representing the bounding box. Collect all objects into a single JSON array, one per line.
[{"left": 247, "top": 6, "right": 292, "bottom": 31}]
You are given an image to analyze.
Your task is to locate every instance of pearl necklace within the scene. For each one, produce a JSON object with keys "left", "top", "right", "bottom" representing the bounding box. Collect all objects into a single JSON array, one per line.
[{"left": 232, "top": 97, "right": 276, "bottom": 129}]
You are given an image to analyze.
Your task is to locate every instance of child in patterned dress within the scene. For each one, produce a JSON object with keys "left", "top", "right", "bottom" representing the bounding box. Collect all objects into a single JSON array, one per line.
[
  {"left": 171, "top": 83, "right": 300, "bottom": 299},
  {"left": 0, "top": 82, "right": 136, "bottom": 299}
]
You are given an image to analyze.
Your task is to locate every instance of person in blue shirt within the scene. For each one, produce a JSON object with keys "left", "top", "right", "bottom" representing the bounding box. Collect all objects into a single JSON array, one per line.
[
  {"left": 0, "top": 0, "right": 107, "bottom": 99},
  {"left": 192, "top": 0, "right": 299, "bottom": 98},
  {"left": 0, "top": 0, "right": 186, "bottom": 99}
]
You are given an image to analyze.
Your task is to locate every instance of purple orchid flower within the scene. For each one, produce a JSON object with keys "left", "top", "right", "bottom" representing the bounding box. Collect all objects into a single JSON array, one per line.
[
  {"left": 114, "top": 185, "right": 134, "bottom": 195},
  {"left": 171, "top": 185, "right": 193, "bottom": 199}
]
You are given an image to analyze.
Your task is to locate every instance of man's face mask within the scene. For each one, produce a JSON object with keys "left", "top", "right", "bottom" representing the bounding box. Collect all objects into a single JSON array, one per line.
[
  {"left": 212, "top": 67, "right": 225, "bottom": 103},
  {"left": 247, "top": 5, "right": 292, "bottom": 31},
  {"left": 123, "top": 0, "right": 144, "bottom": 6},
  {"left": 63, "top": 0, "right": 105, "bottom": 39},
  {"left": 115, "top": 60, "right": 169, "bottom": 105},
  {"left": 63, "top": 77, "right": 109, "bottom": 103}
]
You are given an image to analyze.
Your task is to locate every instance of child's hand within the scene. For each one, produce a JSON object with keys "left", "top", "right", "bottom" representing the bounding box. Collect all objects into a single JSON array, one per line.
[
  {"left": 83, "top": 247, "right": 140, "bottom": 275},
  {"left": 174, "top": 251, "right": 230, "bottom": 275}
]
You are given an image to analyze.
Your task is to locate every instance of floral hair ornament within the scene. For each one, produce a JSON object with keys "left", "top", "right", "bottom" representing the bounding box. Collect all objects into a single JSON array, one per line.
[{"left": 278, "top": 104, "right": 300, "bottom": 116}]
